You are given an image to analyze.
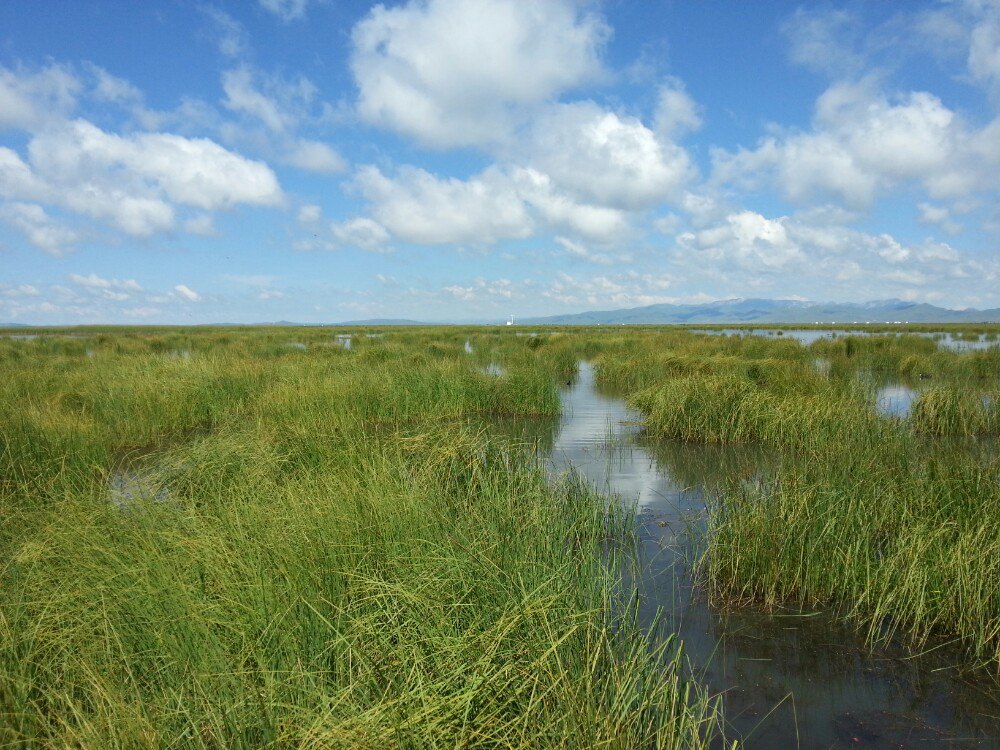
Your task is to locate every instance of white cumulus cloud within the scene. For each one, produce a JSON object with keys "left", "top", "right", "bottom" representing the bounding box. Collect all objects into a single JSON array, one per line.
[
  {"left": 354, "top": 165, "right": 533, "bottom": 245},
  {"left": 86, "top": 64, "right": 142, "bottom": 105},
  {"left": 350, "top": 160, "right": 646, "bottom": 247},
  {"left": 222, "top": 67, "right": 293, "bottom": 132},
  {"left": 712, "top": 79, "right": 999, "bottom": 207},
  {"left": 680, "top": 211, "right": 803, "bottom": 269},
  {"left": 554, "top": 236, "right": 616, "bottom": 266},
  {"left": 0, "top": 202, "right": 78, "bottom": 254},
  {"left": 174, "top": 284, "right": 201, "bottom": 302},
  {"left": 351, "top": 0, "right": 609, "bottom": 147},
  {"left": 523, "top": 102, "right": 695, "bottom": 209},
  {"left": 282, "top": 139, "right": 346, "bottom": 173},
  {"left": 444, "top": 278, "right": 514, "bottom": 302},
  {"left": 29, "top": 120, "right": 284, "bottom": 211},
  {"left": 69, "top": 273, "right": 142, "bottom": 291},
  {"left": 330, "top": 217, "right": 391, "bottom": 251},
  {"left": 917, "top": 202, "right": 963, "bottom": 235},
  {"left": 510, "top": 167, "right": 628, "bottom": 242},
  {"left": 1, "top": 118, "right": 282, "bottom": 240},
  {"left": 654, "top": 78, "right": 703, "bottom": 139},
  {"left": 0, "top": 63, "right": 80, "bottom": 131}
]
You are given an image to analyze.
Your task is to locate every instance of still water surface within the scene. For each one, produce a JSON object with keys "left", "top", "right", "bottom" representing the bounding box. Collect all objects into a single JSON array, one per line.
[
  {"left": 874, "top": 384, "right": 920, "bottom": 417},
  {"left": 500, "top": 362, "right": 1000, "bottom": 749},
  {"left": 690, "top": 328, "right": 999, "bottom": 352}
]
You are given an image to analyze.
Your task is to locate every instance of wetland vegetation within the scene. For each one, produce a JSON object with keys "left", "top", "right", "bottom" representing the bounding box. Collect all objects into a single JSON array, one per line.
[{"left": 1, "top": 324, "right": 998, "bottom": 747}]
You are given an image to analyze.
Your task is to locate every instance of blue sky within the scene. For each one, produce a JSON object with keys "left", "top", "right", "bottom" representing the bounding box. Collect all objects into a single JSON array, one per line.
[{"left": 1, "top": 0, "right": 999, "bottom": 324}]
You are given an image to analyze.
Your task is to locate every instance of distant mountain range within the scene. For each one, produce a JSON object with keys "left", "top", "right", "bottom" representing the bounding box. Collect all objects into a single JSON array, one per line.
[
  {"left": 335, "top": 318, "right": 427, "bottom": 326},
  {"left": 4, "top": 300, "right": 999, "bottom": 329},
  {"left": 518, "top": 298, "right": 1000, "bottom": 325},
  {"left": 230, "top": 319, "right": 427, "bottom": 326},
  {"left": 340, "top": 299, "right": 1000, "bottom": 326}
]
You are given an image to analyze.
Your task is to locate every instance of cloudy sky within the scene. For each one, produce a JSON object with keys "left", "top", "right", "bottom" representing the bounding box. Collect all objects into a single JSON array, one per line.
[{"left": 2, "top": 0, "right": 999, "bottom": 324}]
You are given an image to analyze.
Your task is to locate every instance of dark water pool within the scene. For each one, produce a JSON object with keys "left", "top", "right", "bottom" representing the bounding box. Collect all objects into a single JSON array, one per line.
[{"left": 498, "top": 362, "right": 1000, "bottom": 748}]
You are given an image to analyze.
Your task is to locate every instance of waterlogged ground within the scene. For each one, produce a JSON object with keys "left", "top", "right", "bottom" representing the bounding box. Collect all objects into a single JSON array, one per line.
[
  {"left": 872, "top": 379, "right": 994, "bottom": 418},
  {"left": 4, "top": 327, "right": 998, "bottom": 747},
  {"left": 874, "top": 383, "right": 920, "bottom": 416},
  {"left": 690, "top": 328, "right": 1000, "bottom": 352},
  {"left": 4, "top": 332, "right": 727, "bottom": 748},
  {"left": 499, "top": 362, "right": 1000, "bottom": 749}
]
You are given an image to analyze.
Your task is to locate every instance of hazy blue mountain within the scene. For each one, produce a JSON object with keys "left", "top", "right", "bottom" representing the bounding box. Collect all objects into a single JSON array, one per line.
[
  {"left": 8, "top": 301, "right": 999, "bottom": 328},
  {"left": 335, "top": 318, "right": 429, "bottom": 326},
  {"left": 519, "top": 299, "right": 1000, "bottom": 325},
  {"left": 244, "top": 320, "right": 310, "bottom": 326}
]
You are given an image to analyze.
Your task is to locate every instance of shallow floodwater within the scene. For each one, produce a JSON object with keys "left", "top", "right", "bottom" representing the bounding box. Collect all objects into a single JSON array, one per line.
[
  {"left": 482, "top": 362, "right": 504, "bottom": 377},
  {"left": 501, "top": 362, "right": 1000, "bottom": 748},
  {"left": 874, "top": 383, "right": 919, "bottom": 417},
  {"left": 691, "top": 328, "right": 999, "bottom": 352},
  {"left": 109, "top": 468, "right": 170, "bottom": 508},
  {"left": 871, "top": 381, "right": 995, "bottom": 419}
]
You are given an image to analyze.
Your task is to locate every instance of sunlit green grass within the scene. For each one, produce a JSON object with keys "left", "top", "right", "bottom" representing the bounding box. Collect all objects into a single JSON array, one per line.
[
  {"left": 0, "top": 328, "right": 723, "bottom": 748},
  {"left": 3, "top": 322, "right": 998, "bottom": 745},
  {"left": 589, "top": 330, "right": 1000, "bottom": 668}
]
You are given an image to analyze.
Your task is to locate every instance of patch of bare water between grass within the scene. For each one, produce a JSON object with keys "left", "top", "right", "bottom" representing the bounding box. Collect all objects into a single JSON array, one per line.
[{"left": 495, "top": 361, "right": 1000, "bottom": 749}]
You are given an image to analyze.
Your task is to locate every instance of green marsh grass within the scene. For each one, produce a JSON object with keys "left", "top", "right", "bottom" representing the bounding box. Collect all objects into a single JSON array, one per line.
[
  {"left": 910, "top": 386, "right": 999, "bottom": 435},
  {"left": 588, "top": 329, "right": 1000, "bottom": 669},
  {"left": 0, "top": 328, "right": 724, "bottom": 748},
  {"left": 4, "top": 321, "right": 997, "bottom": 741},
  {"left": 706, "top": 444, "right": 1000, "bottom": 666}
]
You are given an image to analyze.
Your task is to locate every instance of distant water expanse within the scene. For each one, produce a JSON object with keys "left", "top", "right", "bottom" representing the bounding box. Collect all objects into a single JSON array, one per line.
[{"left": 519, "top": 298, "right": 1000, "bottom": 326}]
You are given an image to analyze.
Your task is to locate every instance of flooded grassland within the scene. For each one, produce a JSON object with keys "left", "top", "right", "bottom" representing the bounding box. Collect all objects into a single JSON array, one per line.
[
  {"left": 1, "top": 325, "right": 998, "bottom": 748},
  {"left": 0, "top": 328, "right": 718, "bottom": 749}
]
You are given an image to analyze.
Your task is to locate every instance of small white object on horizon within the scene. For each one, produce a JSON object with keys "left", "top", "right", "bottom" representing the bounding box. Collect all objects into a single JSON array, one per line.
[{"left": 506, "top": 314, "right": 515, "bottom": 326}]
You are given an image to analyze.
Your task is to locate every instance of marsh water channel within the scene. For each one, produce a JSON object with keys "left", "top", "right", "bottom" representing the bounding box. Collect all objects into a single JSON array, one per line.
[
  {"left": 498, "top": 362, "right": 1000, "bottom": 749},
  {"left": 689, "top": 328, "right": 1000, "bottom": 352}
]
